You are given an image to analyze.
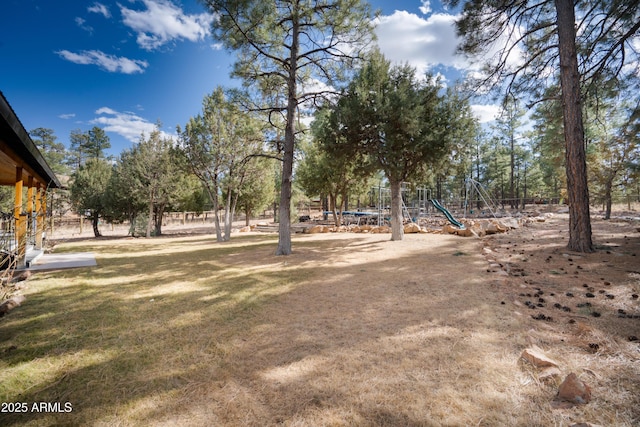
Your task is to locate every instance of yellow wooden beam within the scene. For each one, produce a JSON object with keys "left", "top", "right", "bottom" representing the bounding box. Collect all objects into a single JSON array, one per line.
[
  {"left": 14, "top": 167, "right": 26, "bottom": 267},
  {"left": 35, "top": 183, "right": 43, "bottom": 249}
]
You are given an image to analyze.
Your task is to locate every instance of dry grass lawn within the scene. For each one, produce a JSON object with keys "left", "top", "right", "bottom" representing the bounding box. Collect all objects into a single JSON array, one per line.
[{"left": 0, "top": 215, "right": 638, "bottom": 426}]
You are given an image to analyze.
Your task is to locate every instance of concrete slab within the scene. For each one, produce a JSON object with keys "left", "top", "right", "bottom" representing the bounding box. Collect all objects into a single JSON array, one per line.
[{"left": 27, "top": 252, "right": 97, "bottom": 271}]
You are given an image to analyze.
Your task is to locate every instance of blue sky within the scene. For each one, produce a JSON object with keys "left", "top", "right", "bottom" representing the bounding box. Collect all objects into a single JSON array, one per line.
[{"left": 1, "top": 0, "right": 496, "bottom": 157}]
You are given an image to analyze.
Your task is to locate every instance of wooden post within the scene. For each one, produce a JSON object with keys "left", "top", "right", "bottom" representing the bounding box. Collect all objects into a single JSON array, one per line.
[
  {"left": 42, "top": 190, "right": 50, "bottom": 236},
  {"left": 26, "top": 176, "right": 34, "bottom": 252},
  {"left": 14, "top": 167, "right": 26, "bottom": 268},
  {"left": 35, "top": 183, "right": 44, "bottom": 249}
]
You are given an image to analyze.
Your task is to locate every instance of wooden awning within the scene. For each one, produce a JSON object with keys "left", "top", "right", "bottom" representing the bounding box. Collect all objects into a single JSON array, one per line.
[{"left": 0, "top": 91, "right": 61, "bottom": 189}]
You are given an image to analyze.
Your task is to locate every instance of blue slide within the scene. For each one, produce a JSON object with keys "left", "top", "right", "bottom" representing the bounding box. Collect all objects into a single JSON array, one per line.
[{"left": 430, "top": 199, "right": 465, "bottom": 229}]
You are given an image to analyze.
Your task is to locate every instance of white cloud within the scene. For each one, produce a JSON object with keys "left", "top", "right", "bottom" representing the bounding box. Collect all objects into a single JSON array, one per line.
[
  {"left": 75, "top": 17, "right": 93, "bottom": 34},
  {"left": 120, "top": 0, "right": 214, "bottom": 51},
  {"left": 373, "top": 11, "right": 468, "bottom": 75},
  {"left": 59, "top": 113, "right": 76, "bottom": 120},
  {"left": 56, "top": 50, "right": 149, "bottom": 74},
  {"left": 471, "top": 104, "right": 500, "bottom": 123},
  {"left": 88, "top": 2, "right": 111, "bottom": 19},
  {"left": 91, "top": 107, "right": 175, "bottom": 143},
  {"left": 419, "top": 1, "right": 432, "bottom": 15}
]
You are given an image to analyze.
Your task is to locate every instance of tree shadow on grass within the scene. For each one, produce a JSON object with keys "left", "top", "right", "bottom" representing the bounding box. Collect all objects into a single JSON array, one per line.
[
  {"left": 4, "top": 231, "right": 631, "bottom": 426},
  {"left": 2, "top": 234, "right": 413, "bottom": 425}
]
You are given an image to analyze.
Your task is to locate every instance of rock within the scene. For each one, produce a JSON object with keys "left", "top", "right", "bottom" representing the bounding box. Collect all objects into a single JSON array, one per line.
[
  {"left": 456, "top": 227, "right": 476, "bottom": 237},
  {"left": 483, "top": 222, "right": 501, "bottom": 235},
  {"left": 370, "top": 225, "right": 391, "bottom": 234},
  {"left": 521, "top": 346, "right": 560, "bottom": 368},
  {"left": 443, "top": 224, "right": 458, "bottom": 234},
  {"left": 306, "top": 225, "right": 324, "bottom": 234},
  {"left": 11, "top": 270, "right": 32, "bottom": 282},
  {"left": 470, "top": 223, "right": 486, "bottom": 237},
  {"left": 0, "top": 295, "right": 26, "bottom": 317},
  {"left": 498, "top": 217, "right": 520, "bottom": 229},
  {"left": 491, "top": 220, "right": 508, "bottom": 232},
  {"left": 555, "top": 373, "right": 591, "bottom": 405},
  {"left": 404, "top": 222, "right": 421, "bottom": 233}
]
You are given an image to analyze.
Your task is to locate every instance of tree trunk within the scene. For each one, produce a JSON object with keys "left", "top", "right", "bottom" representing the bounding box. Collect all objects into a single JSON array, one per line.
[
  {"left": 223, "top": 186, "right": 233, "bottom": 241},
  {"left": 128, "top": 213, "right": 136, "bottom": 236},
  {"left": 604, "top": 178, "right": 612, "bottom": 220},
  {"left": 145, "top": 190, "right": 154, "bottom": 238},
  {"left": 510, "top": 134, "right": 515, "bottom": 209},
  {"left": 555, "top": 0, "right": 594, "bottom": 252},
  {"left": 203, "top": 179, "right": 223, "bottom": 242},
  {"left": 390, "top": 179, "right": 404, "bottom": 241},
  {"left": 276, "top": 8, "right": 299, "bottom": 256},
  {"left": 154, "top": 205, "right": 165, "bottom": 236},
  {"left": 522, "top": 164, "right": 527, "bottom": 210},
  {"left": 322, "top": 196, "right": 328, "bottom": 221},
  {"left": 92, "top": 211, "right": 101, "bottom": 237},
  {"left": 329, "top": 193, "right": 339, "bottom": 226}
]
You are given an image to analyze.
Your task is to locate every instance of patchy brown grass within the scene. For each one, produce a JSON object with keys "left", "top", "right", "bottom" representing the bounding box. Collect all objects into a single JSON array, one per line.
[{"left": 0, "top": 213, "right": 638, "bottom": 426}]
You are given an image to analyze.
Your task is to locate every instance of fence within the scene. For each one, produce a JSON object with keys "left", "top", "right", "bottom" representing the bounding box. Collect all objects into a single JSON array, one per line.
[{"left": 51, "top": 210, "right": 275, "bottom": 232}]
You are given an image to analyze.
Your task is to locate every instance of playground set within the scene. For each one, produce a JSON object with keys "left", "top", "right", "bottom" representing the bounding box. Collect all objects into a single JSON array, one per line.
[{"left": 319, "top": 179, "right": 502, "bottom": 232}]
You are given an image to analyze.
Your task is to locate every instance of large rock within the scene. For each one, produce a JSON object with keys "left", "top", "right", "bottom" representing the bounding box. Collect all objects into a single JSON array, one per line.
[
  {"left": 306, "top": 225, "right": 324, "bottom": 234},
  {"left": 456, "top": 227, "right": 476, "bottom": 237},
  {"left": 498, "top": 217, "right": 520, "bottom": 229},
  {"left": 370, "top": 225, "right": 391, "bottom": 234},
  {"left": 404, "top": 222, "right": 421, "bottom": 233},
  {"left": 521, "top": 346, "right": 560, "bottom": 368},
  {"left": 492, "top": 220, "right": 508, "bottom": 232},
  {"left": 470, "top": 223, "right": 487, "bottom": 237},
  {"left": 443, "top": 224, "right": 458, "bottom": 234},
  {"left": 0, "top": 295, "right": 26, "bottom": 317},
  {"left": 555, "top": 373, "right": 591, "bottom": 406}
]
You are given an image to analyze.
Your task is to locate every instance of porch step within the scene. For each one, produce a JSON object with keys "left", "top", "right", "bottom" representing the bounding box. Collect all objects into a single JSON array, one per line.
[{"left": 25, "top": 248, "right": 44, "bottom": 268}]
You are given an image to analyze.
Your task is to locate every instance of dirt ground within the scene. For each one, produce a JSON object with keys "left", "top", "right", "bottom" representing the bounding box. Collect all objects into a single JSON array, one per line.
[{"left": 13, "top": 209, "right": 640, "bottom": 426}]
